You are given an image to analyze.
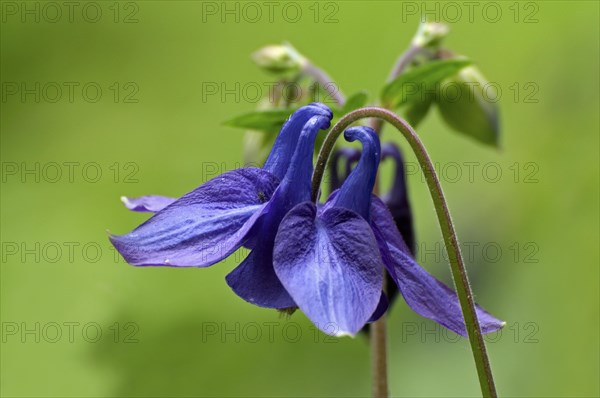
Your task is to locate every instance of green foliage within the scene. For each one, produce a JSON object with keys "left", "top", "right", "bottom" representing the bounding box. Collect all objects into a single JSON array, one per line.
[
  {"left": 403, "top": 95, "right": 434, "bottom": 128},
  {"left": 339, "top": 91, "right": 368, "bottom": 115},
  {"left": 381, "top": 59, "right": 472, "bottom": 109},
  {"left": 227, "top": 39, "right": 500, "bottom": 159}
]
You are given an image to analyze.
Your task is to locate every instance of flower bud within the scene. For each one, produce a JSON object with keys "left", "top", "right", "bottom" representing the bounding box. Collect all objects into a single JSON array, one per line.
[
  {"left": 252, "top": 43, "right": 307, "bottom": 74},
  {"left": 412, "top": 22, "right": 450, "bottom": 48},
  {"left": 436, "top": 65, "right": 500, "bottom": 146}
]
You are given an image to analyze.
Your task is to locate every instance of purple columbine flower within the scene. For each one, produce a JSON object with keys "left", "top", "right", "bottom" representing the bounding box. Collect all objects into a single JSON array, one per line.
[
  {"left": 275, "top": 126, "right": 504, "bottom": 336},
  {"left": 110, "top": 103, "right": 332, "bottom": 310},
  {"left": 111, "top": 104, "right": 502, "bottom": 338}
]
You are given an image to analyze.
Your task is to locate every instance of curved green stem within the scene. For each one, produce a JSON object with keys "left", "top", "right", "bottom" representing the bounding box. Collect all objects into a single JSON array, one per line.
[{"left": 311, "top": 107, "right": 498, "bottom": 398}]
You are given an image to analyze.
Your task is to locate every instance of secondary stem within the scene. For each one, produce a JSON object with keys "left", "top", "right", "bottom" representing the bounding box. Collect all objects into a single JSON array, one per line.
[
  {"left": 371, "top": 276, "right": 388, "bottom": 398},
  {"left": 303, "top": 62, "right": 346, "bottom": 106},
  {"left": 370, "top": 44, "right": 422, "bottom": 134},
  {"left": 388, "top": 44, "right": 422, "bottom": 82},
  {"left": 311, "top": 107, "right": 498, "bottom": 398}
]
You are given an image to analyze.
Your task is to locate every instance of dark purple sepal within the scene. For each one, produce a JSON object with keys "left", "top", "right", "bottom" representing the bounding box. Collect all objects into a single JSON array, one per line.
[
  {"left": 368, "top": 292, "right": 389, "bottom": 323},
  {"left": 380, "top": 142, "right": 416, "bottom": 255},
  {"left": 121, "top": 195, "right": 176, "bottom": 212},
  {"left": 370, "top": 196, "right": 504, "bottom": 336},
  {"left": 110, "top": 168, "right": 279, "bottom": 267}
]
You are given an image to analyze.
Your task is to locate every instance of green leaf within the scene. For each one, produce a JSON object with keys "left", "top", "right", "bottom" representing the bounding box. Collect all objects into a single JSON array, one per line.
[
  {"left": 340, "top": 91, "right": 368, "bottom": 115},
  {"left": 223, "top": 109, "right": 296, "bottom": 130},
  {"left": 436, "top": 66, "right": 500, "bottom": 147},
  {"left": 403, "top": 95, "right": 434, "bottom": 128},
  {"left": 381, "top": 59, "right": 472, "bottom": 109}
]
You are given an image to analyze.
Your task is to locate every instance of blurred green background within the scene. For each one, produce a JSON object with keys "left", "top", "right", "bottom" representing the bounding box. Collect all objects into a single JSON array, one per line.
[{"left": 1, "top": 1, "right": 598, "bottom": 397}]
